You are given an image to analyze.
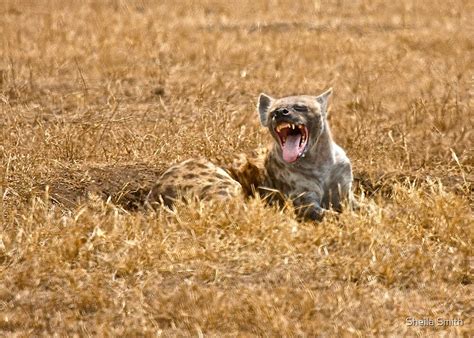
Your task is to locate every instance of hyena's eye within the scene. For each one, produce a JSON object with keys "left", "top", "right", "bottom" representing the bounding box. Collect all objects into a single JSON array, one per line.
[{"left": 293, "top": 105, "right": 308, "bottom": 112}]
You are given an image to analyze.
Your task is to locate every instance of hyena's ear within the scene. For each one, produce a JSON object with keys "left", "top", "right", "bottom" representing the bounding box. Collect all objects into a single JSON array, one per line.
[
  {"left": 257, "top": 93, "right": 274, "bottom": 126},
  {"left": 316, "top": 88, "right": 333, "bottom": 115}
]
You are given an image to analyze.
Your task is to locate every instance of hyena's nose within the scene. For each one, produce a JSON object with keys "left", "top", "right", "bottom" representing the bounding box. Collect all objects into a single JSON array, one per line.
[{"left": 276, "top": 108, "right": 290, "bottom": 117}]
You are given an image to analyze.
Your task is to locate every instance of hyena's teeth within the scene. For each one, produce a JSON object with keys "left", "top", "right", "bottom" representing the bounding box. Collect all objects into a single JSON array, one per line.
[
  {"left": 276, "top": 122, "right": 291, "bottom": 132},
  {"left": 291, "top": 124, "right": 295, "bottom": 129},
  {"left": 300, "top": 136, "right": 306, "bottom": 147}
]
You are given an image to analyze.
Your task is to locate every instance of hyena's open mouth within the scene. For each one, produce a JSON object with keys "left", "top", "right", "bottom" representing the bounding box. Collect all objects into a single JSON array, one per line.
[{"left": 275, "top": 122, "right": 308, "bottom": 163}]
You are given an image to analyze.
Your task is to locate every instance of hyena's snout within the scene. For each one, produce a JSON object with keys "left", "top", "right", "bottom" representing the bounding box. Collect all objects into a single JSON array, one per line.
[{"left": 273, "top": 108, "right": 291, "bottom": 118}]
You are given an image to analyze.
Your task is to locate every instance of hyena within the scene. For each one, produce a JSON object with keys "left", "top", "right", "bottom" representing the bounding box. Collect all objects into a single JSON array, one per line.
[
  {"left": 257, "top": 88, "right": 355, "bottom": 221},
  {"left": 148, "top": 89, "right": 354, "bottom": 221}
]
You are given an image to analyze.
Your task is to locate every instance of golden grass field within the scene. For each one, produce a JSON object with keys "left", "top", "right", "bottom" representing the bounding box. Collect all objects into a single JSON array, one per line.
[{"left": 0, "top": 0, "right": 473, "bottom": 336}]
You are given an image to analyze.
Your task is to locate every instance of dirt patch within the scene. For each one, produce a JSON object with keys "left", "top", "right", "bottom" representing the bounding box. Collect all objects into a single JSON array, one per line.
[{"left": 38, "top": 163, "right": 164, "bottom": 209}]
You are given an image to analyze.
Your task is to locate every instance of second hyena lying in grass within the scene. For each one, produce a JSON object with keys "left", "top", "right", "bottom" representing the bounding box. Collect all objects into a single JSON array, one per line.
[{"left": 148, "top": 89, "right": 355, "bottom": 221}]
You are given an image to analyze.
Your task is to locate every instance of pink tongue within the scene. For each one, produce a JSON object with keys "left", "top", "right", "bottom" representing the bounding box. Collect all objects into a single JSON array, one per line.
[{"left": 282, "top": 134, "right": 301, "bottom": 163}]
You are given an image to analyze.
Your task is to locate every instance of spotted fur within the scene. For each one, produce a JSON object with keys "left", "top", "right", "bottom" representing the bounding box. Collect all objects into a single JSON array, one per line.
[{"left": 147, "top": 158, "right": 242, "bottom": 207}]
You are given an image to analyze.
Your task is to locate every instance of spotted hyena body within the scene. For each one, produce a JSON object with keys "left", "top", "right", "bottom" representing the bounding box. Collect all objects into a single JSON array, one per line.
[
  {"left": 148, "top": 158, "right": 242, "bottom": 207},
  {"left": 149, "top": 89, "right": 354, "bottom": 221},
  {"left": 257, "top": 88, "right": 355, "bottom": 220}
]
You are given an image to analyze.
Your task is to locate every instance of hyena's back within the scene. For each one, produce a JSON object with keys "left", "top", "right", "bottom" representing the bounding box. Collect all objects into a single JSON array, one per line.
[{"left": 148, "top": 158, "right": 243, "bottom": 207}]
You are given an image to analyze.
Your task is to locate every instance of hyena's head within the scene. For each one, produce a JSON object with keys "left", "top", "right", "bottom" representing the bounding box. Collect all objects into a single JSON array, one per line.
[{"left": 257, "top": 88, "right": 332, "bottom": 163}]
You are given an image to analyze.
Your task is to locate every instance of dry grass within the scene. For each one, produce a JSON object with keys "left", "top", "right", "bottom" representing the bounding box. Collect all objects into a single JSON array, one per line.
[{"left": 0, "top": 0, "right": 473, "bottom": 336}]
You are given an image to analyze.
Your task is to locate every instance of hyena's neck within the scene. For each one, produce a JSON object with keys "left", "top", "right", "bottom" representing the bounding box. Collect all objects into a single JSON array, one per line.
[{"left": 303, "top": 120, "right": 336, "bottom": 165}]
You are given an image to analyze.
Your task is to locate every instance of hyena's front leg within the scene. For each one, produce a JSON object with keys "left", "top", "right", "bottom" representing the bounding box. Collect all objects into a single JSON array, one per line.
[
  {"left": 325, "top": 182, "right": 347, "bottom": 212},
  {"left": 326, "top": 162, "right": 355, "bottom": 212},
  {"left": 292, "top": 191, "right": 325, "bottom": 221}
]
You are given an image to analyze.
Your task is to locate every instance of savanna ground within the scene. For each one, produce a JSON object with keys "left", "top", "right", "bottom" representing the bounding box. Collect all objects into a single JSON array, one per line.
[{"left": 0, "top": 0, "right": 473, "bottom": 336}]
